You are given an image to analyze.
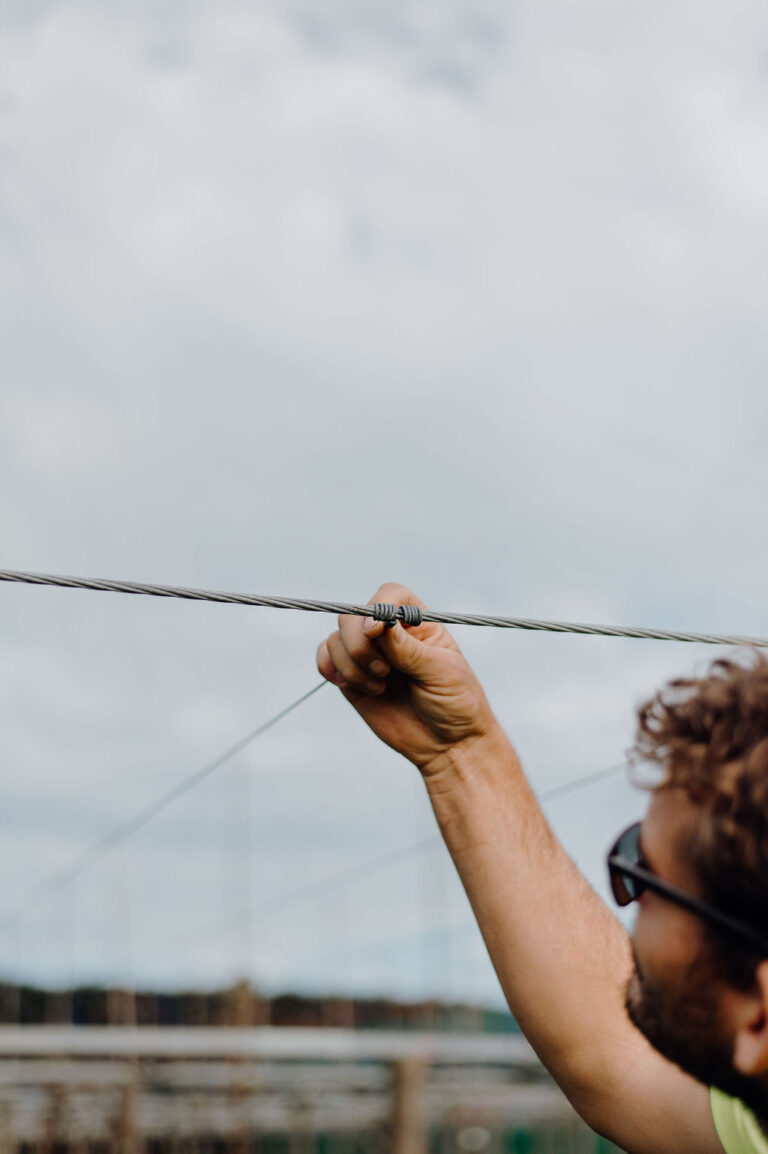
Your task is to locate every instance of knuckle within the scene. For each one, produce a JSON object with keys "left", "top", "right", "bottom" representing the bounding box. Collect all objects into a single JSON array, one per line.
[
  {"left": 370, "top": 581, "right": 423, "bottom": 609},
  {"left": 325, "top": 637, "right": 346, "bottom": 670},
  {"left": 326, "top": 633, "right": 365, "bottom": 684},
  {"left": 346, "top": 635, "right": 371, "bottom": 663},
  {"left": 373, "top": 581, "right": 408, "bottom": 601}
]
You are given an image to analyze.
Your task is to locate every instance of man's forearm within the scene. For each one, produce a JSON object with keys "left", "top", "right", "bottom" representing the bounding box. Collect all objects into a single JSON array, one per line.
[{"left": 424, "top": 724, "right": 635, "bottom": 1104}]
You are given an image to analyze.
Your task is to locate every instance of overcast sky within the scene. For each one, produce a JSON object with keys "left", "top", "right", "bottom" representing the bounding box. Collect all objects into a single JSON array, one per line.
[{"left": 1, "top": 0, "right": 768, "bottom": 1006}]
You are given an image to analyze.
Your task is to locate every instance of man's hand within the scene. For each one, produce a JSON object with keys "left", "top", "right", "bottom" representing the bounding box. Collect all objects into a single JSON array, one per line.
[{"left": 316, "top": 582, "right": 498, "bottom": 775}]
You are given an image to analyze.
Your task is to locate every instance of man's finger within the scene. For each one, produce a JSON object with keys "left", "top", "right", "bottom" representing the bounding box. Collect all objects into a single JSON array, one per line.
[
  {"left": 362, "top": 618, "right": 387, "bottom": 640},
  {"left": 374, "top": 621, "right": 446, "bottom": 679},
  {"left": 336, "top": 614, "right": 391, "bottom": 677},
  {"left": 326, "top": 631, "right": 387, "bottom": 694}
]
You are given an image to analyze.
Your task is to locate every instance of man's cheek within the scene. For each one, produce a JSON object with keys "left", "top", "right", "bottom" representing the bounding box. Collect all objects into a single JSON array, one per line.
[{"left": 633, "top": 902, "right": 690, "bottom": 974}]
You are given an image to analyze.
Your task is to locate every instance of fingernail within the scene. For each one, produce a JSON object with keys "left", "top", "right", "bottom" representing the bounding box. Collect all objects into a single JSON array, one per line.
[
  {"left": 370, "top": 660, "right": 389, "bottom": 677},
  {"left": 333, "top": 672, "right": 349, "bottom": 688},
  {"left": 363, "top": 617, "right": 379, "bottom": 634}
]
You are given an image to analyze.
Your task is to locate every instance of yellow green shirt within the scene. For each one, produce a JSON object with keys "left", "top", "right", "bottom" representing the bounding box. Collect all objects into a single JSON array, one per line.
[{"left": 711, "top": 1088, "right": 768, "bottom": 1154}]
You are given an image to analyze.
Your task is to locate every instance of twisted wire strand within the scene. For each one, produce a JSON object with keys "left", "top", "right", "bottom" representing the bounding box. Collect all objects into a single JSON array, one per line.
[{"left": 0, "top": 567, "right": 765, "bottom": 648}]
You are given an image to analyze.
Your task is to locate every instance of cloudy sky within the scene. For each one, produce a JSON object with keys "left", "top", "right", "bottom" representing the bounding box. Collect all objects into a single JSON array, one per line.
[{"left": 1, "top": 0, "right": 768, "bottom": 1007}]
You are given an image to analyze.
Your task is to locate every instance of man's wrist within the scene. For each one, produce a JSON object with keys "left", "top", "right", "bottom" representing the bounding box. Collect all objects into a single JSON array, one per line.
[
  {"left": 421, "top": 721, "right": 545, "bottom": 863},
  {"left": 421, "top": 722, "right": 517, "bottom": 800}
]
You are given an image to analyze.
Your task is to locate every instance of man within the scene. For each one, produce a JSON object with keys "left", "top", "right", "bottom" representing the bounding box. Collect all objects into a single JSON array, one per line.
[{"left": 316, "top": 582, "right": 768, "bottom": 1154}]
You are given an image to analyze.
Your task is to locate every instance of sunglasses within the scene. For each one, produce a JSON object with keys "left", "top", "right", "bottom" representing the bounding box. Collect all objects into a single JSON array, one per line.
[{"left": 607, "top": 821, "right": 768, "bottom": 956}]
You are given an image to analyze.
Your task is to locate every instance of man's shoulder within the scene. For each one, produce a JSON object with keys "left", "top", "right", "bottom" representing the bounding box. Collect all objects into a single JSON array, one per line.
[{"left": 711, "top": 1088, "right": 768, "bottom": 1154}]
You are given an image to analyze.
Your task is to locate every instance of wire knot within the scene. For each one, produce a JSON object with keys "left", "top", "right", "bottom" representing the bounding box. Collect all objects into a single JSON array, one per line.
[{"left": 371, "top": 603, "right": 423, "bottom": 628}]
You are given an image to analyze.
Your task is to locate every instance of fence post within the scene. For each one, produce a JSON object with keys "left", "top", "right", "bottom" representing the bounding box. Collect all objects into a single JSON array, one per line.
[
  {"left": 0, "top": 1096, "right": 14, "bottom": 1154},
  {"left": 114, "top": 1078, "right": 139, "bottom": 1154},
  {"left": 391, "top": 1057, "right": 430, "bottom": 1154}
]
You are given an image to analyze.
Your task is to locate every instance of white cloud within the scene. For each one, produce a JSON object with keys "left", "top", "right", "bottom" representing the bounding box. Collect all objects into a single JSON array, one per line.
[{"left": 0, "top": 0, "right": 767, "bottom": 998}]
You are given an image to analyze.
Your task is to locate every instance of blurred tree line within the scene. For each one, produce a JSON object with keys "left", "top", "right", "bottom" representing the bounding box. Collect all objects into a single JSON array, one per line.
[{"left": 0, "top": 980, "right": 518, "bottom": 1032}]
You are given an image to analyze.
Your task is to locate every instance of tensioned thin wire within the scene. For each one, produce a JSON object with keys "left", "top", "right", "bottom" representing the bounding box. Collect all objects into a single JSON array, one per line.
[
  {"left": 0, "top": 682, "right": 328, "bottom": 930},
  {"left": 0, "top": 566, "right": 765, "bottom": 648},
  {"left": 171, "top": 759, "right": 630, "bottom": 946}
]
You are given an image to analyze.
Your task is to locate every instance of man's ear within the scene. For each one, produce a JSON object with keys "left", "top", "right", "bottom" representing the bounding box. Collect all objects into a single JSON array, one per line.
[{"left": 733, "top": 961, "right": 768, "bottom": 1076}]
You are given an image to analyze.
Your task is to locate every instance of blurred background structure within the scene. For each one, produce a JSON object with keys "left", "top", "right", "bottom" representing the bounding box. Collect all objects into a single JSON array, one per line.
[
  {"left": 2, "top": 0, "right": 768, "bottom": 1148},
  {"left": 0, "top": 1020, "right": 623, "bottom": 1152}
]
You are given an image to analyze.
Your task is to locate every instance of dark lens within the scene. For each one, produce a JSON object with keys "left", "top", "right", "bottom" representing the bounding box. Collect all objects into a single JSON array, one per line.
[
  {"left": 608, "top": 823, "right": 643, "bottom": 906},
  {"left": 609, "top": 864, "right": 635, "bottom": 906},
  {"left": 616, "top": 822, "right": 641, "bottom": 864}
]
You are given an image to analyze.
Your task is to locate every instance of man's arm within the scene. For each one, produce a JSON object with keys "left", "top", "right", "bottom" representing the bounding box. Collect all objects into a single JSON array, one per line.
[
  {"left": 425, "top": 726, "right": 719, "bottom": 1153},
  {"left": 317, "top": 584, "right": 723, "bottom": 1154}
]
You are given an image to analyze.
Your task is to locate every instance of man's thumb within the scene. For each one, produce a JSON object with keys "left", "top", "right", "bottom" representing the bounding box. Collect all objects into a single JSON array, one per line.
[{"left": 377, "top": 622, "right": 439, "bottom": 678}]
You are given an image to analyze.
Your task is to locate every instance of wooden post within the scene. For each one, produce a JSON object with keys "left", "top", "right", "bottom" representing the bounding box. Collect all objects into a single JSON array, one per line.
[
  {"left": 225, "top": 981, "right": 253, "bottom": 1027},
  {"left": 113, "top": 1078, "right": 140, "bottom": 1154},
  {"left": 107, "top": 987, "right": 137, "bottom": 1027},
  {"left": 39, "top": 1084, "right": 65, "bottom": 1154},
  {"left": 391, "top": 1058, "right": 430, "bottom": 1154},
  {"left": 225, "top": 982, "right": 254, "bottom": 1154},
  {"left": 0, "top": 1096, "right": 14, "bottom": 1154}
]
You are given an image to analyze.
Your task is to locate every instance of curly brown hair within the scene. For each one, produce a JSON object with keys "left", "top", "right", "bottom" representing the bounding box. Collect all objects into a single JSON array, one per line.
[{"left": 632, "top": 650, "right": 768, "bottom": 987}]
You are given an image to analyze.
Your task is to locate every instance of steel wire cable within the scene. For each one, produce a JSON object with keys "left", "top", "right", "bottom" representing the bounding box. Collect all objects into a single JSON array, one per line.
[
  {"left": 0, "top": 681, "right": 328, "bottom": 929},
  {"left": 0, "top": 566, "right": 766, "bottom": 648}
]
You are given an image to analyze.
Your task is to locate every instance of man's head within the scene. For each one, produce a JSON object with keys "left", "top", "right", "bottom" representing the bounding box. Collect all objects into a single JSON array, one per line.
[{"left": 622, "top": 652, "right": 768, "bottom": 1117}]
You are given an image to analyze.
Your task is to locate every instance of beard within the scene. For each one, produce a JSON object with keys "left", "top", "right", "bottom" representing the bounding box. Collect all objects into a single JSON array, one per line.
[{"left": 625, "top": 944, "right": 768, "bottom": 1123}]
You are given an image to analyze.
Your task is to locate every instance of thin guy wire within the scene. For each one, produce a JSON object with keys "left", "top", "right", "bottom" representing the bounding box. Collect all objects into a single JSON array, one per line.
[
  {"left": 171, "top": 759, "right": 630, "bottom": 946},
  {"left": 0, "top": 681, "right": 327, "bottom": 930},
  {"left": 0, "top": 566, "right": 765, "bottom": 648}
]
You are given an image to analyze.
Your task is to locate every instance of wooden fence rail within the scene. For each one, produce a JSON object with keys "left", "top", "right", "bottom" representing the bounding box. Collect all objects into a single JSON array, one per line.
[{"left": 0, "top": 1028, "right": 622, "bottom": 1154}]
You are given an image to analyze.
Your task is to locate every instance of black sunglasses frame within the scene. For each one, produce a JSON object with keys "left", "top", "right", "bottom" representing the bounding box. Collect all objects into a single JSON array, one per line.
[{"left": 607, "top": 821, "right": 768, "bottom": 957}]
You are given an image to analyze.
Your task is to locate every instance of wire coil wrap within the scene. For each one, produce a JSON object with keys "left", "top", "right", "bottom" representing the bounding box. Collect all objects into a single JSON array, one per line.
[
  {"left": 398, "top": 604, "right": 423, "bottom": 626},
  {"left": 371, "top": 603, "right": 423, "bottom": 628},
  {"left": 372, "top": 603, "right": 397, "bottom": 625}
]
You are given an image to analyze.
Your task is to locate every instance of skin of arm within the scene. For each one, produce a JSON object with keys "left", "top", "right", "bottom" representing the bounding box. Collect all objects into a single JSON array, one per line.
[{"left": 317, "top": 585, "right": 722, "bottom": 1154}]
